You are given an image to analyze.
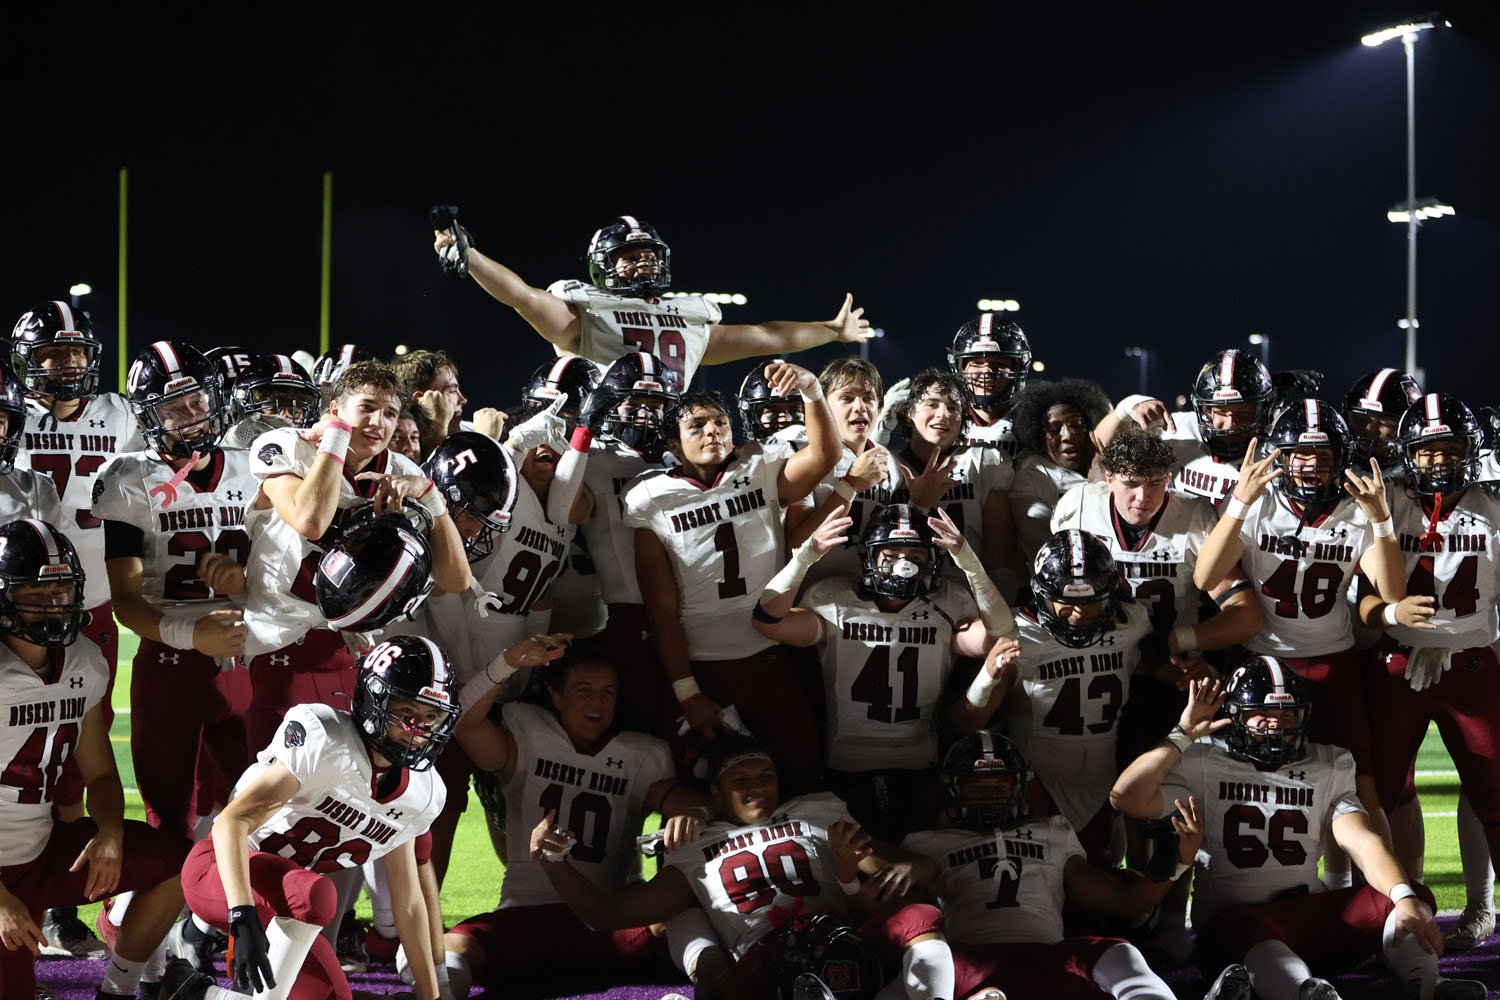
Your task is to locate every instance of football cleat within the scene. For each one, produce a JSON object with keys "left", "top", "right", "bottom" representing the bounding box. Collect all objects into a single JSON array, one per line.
[
  {"left": 1203, "top": 964, "right": 1252, "bottom": 1000},
  {"left": 1297, "top": 979, "right": 1341, "bottom": 1000},
  {"left": 1441, "top": 902, "right": 1495, "bottom": 952},
  {"left": 167, "top": 917, "right": 216, "bottom": 975},
  {"left": 39, "top": 906, "right": 108, "bottom": 959},
  {"left": 156, "top": 957, "right": 215, "bottom": 1000}
]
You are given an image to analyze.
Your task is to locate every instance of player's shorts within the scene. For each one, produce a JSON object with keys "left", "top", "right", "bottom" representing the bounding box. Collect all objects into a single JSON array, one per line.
[
  {"left": 1193, "top": 882, "right": 1436, "bottom": 975},
  {"left": 449, "top": 902, "right": 662, "bottom": 982},
  {"left": 692, "top": 645, "right": 823, "bottom": 797},
  {"left": 952, "top": 936, "right": 1124, "bottom": 1000},
  {"left": 246, "top": 629, "right": 357, "bottom": 752},
  {"left": 81, "top": 599, "right": 119, "bottom": 726},
  {"left": 825, "top": 767, "right": 942, "bottom": 844},
  {"left": 1277, "top": 647, "right": 1372, "bottom": 774}
]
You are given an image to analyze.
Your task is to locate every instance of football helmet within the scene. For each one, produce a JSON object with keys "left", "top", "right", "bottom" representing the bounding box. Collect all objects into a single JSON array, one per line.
[
  {"left": 858, "top": 504, "right": 942, "bottom": 601},
  {"left": 351, "top": 635, "right": 456, "bottom": 771},
  {"left": 0, "top": 363, "right": 27, "bottom": 475},
  {"left": 204, "top": 346, "right": 257, "bottom": 398},
  {"left": 583, "top": 351, "right": 681, "bottom": 459},
  {"left": 233, "top": 354, "right": 322, "bottom": 429},
  {"left": 947, "top": 315, "right": 1032, "bottom": 411},
  {"left": 941, "top": 729, "right": 1032, "bottom": 831},
  {"left": 315, "top": 503, "right": 435, "bottom": 633},
  {"left": 1343, "top": 368, "right": 1422, "bottom": 471},
  {"left": 311, "top": 344, "right": 374, "bottom": 387},
  {"left": 738, "top": 360, "right": 803, "bottom": 441},
  {"left": 1265, "top": 399, "right": 1350, "bottom": 505},
  {"left": 0, "top": 519, "right": 88, "bottom": 647},
  {"left": 1398, "top": 393, "right": 1484, "bottom": 497},
  {"left": 125, "top": 341, "right": 231, "bottom": 460},
  {"left": 1190, "top": 350, "right": 1275, "bottom": 461},
  {"left": 10, "top": 300, "right": 103, "bottom": 401},
  {"left": 518, "top": 356, "right": 601, "bottom": 430},
  {"left": 424, "top": 431, "right": 519, "bottom": 562},
  {"left": 1031, "top": 529, "right": 1121, "bottom": 648},
  {"left": 1223, "top": 655, "right": 1311, "bottom": 770},
  {"left": 586, "top": 216, "right": 672, "bottom": 298},
  {"left": 765, "top": 912, "right": 883, "bottom": 1000}
]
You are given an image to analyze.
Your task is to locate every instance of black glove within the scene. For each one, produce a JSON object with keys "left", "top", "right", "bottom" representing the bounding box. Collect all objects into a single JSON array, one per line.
[
  {"left": 578, "top": 386, "right": 622, "bottom": 437},
  {"left": 227, "top": 905, "right": 275, "bottom": 993},
  {"left": 429, "top": 204, "right": 474, "bottom": 278}
]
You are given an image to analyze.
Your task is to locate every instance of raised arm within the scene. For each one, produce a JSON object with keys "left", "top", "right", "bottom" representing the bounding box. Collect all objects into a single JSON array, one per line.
[
  {"left": 947, "top": 636, "right": 1020, "bottom": 734},
  {"left": 772, "top": 363, "right": 840, "bottom": 504},
  {"left": 1346, "top": 458, "right": 1404, "bottom": 604},
  {"left": 433, "top": 230, "right": 581, "bottom": 352},
  {"left": 1093, "top": 395, "right": 1177, "bottom": 450},
  {"left": 928, "top": 507, "right": 1017, "bottom": 639},
  {"left": 1192, "top": 438, "right": 1279, "bottom": 591},
  {"left": 700, "top": 293, "right": 871, "bottom": 365},
  {"left": 751, "top": 508, "right": 850, "bottom": 649},
  {"left": 1111, "top": 678, "right": 1228, "bottom": 818},
  {"left": 455, "top": 635, "right": 572, "bottom": 784}
]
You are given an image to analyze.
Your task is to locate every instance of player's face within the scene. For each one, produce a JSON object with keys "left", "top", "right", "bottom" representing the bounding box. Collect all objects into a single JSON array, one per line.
[
  {"left": 392, "top": 417, "right": 422, "bottom": 462},
  {"left": 9, "top": 580, "right": 79, "bottom": 623},
  {"left": 1044, "top": 404, "right": 1093, "bottom": 472},
  {"left": 614, "top": 394, "right": 665, "bottom": 430},
  {"left": 1348, "top": 413, "right": 1398, "bottom": 449},
  {"left": 611, "top": 247, "right": 661, "bottom": 283},
  {"left": 333, "top": 388, "right": 403, "bottom": 461},
  {"left": 428, "top": 367, "right": 467, "bottom": 432},
  {"left": 959, "top": 356, "right": 1019, "bottom": 402},
  {"left": 35, "top": 343, "right": 90, "bottom": 372},
  {"left": 382, "top": 695, "right": 451, "bottom": 759},
  {"left": 1243, "top": 708, "right": 1298, "bottom": 747},
  {"left": 958, "top": 772, "right": 1017, "bottom": 810},
  {"left": 1048, "top": 597, "right": 1103, "bottom": 628},
  {"left": 910, "top": 387, "right": 962, "bottom": 449},
  {"left": 521, "top": 444, "right": 561, "bottom": 488},
  {"left": 874, "top": 544, "right": 931, "bottom": 579},
  {"left": 756, "top": 400, "right": 803, "bottom": 435},
  {"left": 0, "top": 414, "right": 9, "bottom": 438},
  {"left": 713, "top": 758, "right": 781, "bottom": 825},
  {"left": 154, "top": 389, "right": 214, "bottom": 445},
  {"left": 549, "top": 664, "right": 618, "bottom": 748},
  {"left": 1285, "top": 447, "right": 1334, "bottom": 490},
  {"left": 670, "top": 405, "right": 734, "bottom": 467},
  {"left": 1411, "top": 439, "right": 1466, "bottom": 475},
  {"left": 830, "top": 379, "right": 880, "bottom": 447},
  {"left": 1105, "top": 468, "right": 1170, "bottom": 525},
  {"left": 1209, "top": 403, "right": 1256, "bottom": 432}
]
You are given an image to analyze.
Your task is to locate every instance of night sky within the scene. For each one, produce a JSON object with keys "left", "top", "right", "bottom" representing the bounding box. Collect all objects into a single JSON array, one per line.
[{"left": 6, "top": 5, "right": 1498, "bottom": 416}]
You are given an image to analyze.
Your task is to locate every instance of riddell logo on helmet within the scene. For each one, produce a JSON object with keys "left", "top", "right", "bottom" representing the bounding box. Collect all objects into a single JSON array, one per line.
[
  {"left": 626, "top": 230, "right": 651, "bottom": 241},
  {"left": 972, "top": 338, "right": 1001, "bottom": 350},
  {"left": 633, "top": 380, "right": 662, "bottom": 392},
  {"left": 1297, "top": 431, "right": 1329, "bottom": 444},
  {"left": 889, "top": 523, "right": 919, "bottom": 539},
  {"left": 418, "top": 683, "right": 451, "bottom": 706},
  {"left": 1062, "top": 582, "right": 1095, "bottom": 597},
  {"left": 163, "top": 376, "right": 197, "bottom": 393},
  {"left": 39, "top": 564, "right": 71, "bottom": 578},
  {"left": 1265, "top": 691, "right": 1295, "bottom": 704},
  {"left": 1211, "top": 389, "right": 1244, "bottom": 401},
  {"left": 1420, "top": 423, "right": 1452, "bottom": 436}
]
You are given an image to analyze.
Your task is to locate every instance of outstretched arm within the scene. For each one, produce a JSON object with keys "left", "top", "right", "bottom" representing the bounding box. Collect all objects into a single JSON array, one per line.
[
  {"left": 433, "top": 230, "right": 580, "bottom": 352},
  {"left": 1193, "top": 437, "right": 1279, "bottom": 590},
  {"left": 1112, "top": 678, "right": 1228, "bottom": 818},
  {"left": 700, "top": 294, "right": 871, "bottom": 365},
  {"left": 533, "top": 812, "right": 698, "bottom": 930}
]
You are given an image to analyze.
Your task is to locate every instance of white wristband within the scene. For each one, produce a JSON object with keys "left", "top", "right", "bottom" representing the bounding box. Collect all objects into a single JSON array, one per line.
[
  {"left": 800, "top": 381, "right": 823, "bottom": 403},
  {"left": 417, "top": 478, "right": 447, "bottom": 519},
  {"left": 158, "top": 614, "right": 199, "bottom": 651},
  {"left": 1172, "top": 625, "right": 1198, "bottom": 655},
  {"left": 1172, "top": 859, "right": 1193, "bottom": 880},
  {"left": 484, "top": 650, "right": 520, "bottom": 688},
  {"left": 965, "top": 668, "right": 1002, "bottom": 709},
  {"left": 1371, "top": 515, "right": 1394, "bottom": 538},
  {"left": 1383, "top": 602, "right": 1400, "bottom": 627},
  {"left": 673, "top": 677, "right": 702, "bottom": 703},
  {"left": 1223, "top": 494, "right": 1252, "bottom": 521},
  {"left": 838, "top": 877, "right": 861, "bottom": 896},
  {"left": 318, "top": 422, "right": 351, "bottom": 463},
  {"left": 1389, "top": 882, "right": 1418, "bottom": 904},
  {"left": 833, "top": 478, "right": 857, "bottom": 503},
  {"left": 1164, "top": 726, "right": 1194, "bottom": 754},
  {"left": 1113, "top": 394, "right": 1155, "bottom": 422}
]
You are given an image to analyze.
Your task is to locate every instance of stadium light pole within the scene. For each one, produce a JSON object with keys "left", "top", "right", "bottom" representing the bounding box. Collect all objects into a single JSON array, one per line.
[
  {"left": 1247, "top": 332, "right": 1270, "bottom": 366},
  {"left": 1362, "top": 15, "right": 1452, "bottom": 383},
  {"left": 1123, "top": 346, "right": 1148, "bottom": 394}
]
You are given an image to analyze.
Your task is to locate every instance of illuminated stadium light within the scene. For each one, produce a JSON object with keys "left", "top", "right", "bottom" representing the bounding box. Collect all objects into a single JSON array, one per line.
[
  {"left": 1361, "top": 17, "right": 1448, "bottom": 47},
  {"left": 662, "top": 291, "right": 749, "bottom": 306},
  {"left": 976, "top": 299, "right": 1021, "bottom": 312},
  {"left": 1387, "top": 200, "right": 1455, "bottom": 223},
  {"left": 69, "top": 283, "right": 93, "bottom": 297},
  {"left": 394, "top": 344, "right": 409, "bottom": 355},
  {"left": 1246, "top": 333, "right": 1266, "bottom": 345},
  {"left": 1031, "top": 360, "right": 1045, "bottom": 372}
]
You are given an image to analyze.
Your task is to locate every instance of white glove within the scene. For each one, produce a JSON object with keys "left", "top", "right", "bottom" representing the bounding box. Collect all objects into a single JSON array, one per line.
[
  {"left": 872, "top": 377, "right": 911, "bottom": 446},
  {"left": 470, "top": 577, "right": 503, "bottom": 618},
  {"left": 1405, "top": 646, "right": 1450, "bottom": 693},
  {"left": 506, "top": 395, "right": 568, "bottom": 454}
]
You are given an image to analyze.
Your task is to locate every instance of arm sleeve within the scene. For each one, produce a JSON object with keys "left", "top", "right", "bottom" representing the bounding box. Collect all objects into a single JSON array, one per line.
[
  {"left": 261, "top": 704, "right": 332, "bottom": 786},
  {"left": 103, "top": 520, "right": 146, "bottom": 560},
  {"left": 1157, "top": 749, "right": 1201, "bottom": 820},
  {"left": 249, "top": 428, "right": 308, "bottom": 480},
  {"left": 1049, "top": 482, "right": 1086, "bottom": 531}
]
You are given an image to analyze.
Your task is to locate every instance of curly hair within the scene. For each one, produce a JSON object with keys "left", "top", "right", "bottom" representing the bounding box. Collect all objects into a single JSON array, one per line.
[
  {"left": 664, "top": 390, "right": 732, "bottom": 444},
  {"left": 819, "top": 356, "right": 884, "bottom": 402},
  {"left": 1008, "top": 378, "right": 1111, "bottom": 454},
  {"left": 896, "top": 367, "right": 969, "bottom": 442},
  {"left": 1099, "top": 426, "right": 1177, "bottom": 479}
]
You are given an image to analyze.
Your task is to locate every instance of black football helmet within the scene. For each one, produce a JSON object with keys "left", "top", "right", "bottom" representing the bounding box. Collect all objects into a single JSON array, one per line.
[
  {"left": 586, "top": 215, "right": 672, "bottom": 298},
  {"left": 947, "top": 315, "right": 1032, "bottom": 411},
  {"left": 584, "top": 351, "right": 681, "bottom": 459},
  {"left": 1031, "top": 529, "right": 1121, "bottom": 648},
  {"left": 315, "top": 503, "right": 435, "bottom": 633},
  {"left": 311, "top": 344, "right": 374, "bottom": 387},
  {"left": 859, "top": 504, "right": 942, "bottom": 601},
  {"left": 1190, "top": 350, "right": 1275, "bottom": 462},
  {"left": 518, "top": 356, "right": 601, "bottom": 430},
  {"left": 0, "top": 519, "right": 88, "bottom": 647},
  {"left": 1265, "top": 399, "right": 1350, "bottom": 505},
  {"left": 766, "top": 911, "right": 884, "bottom": 1000},
  {"left": 0, "top": 363, "right": 27, "bottom": 475},
  {"left": 738, "top": 360, "right": 803, "bottom": 442},
  {"left": 1223, "top": 655, "right": 1311, "bottom": 770},
  {"left": 125, "top": 341, "right": 231, "bottom": 460},
  {"left": 424, "top": 431, "right": 519, "bottom": 562},
  {"left": 10, "top": 300, "right": 103, "bottom": 401},
  {"left": 351, "top": 635, "right": 457, "bottom": 771},
  {"left": 941, "top": 729, "right": 1032, "bottom": 831},
  {"left": 1398, "top": 393, "right": 1484, "bottom": 498},
  {"left": 1343, "top": 368, "right": 1422, "bottom": 471},
  {"left": 233, "top": 354, "right": 322, "bottom": 429},
  {"left": 204, "top": 346, "right": 257, "bottom": 400}
]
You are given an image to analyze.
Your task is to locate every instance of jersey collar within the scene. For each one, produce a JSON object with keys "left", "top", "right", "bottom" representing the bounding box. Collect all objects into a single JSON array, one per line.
[{"left": 1109, "top": 494, "right": 1168, "bottom": 552}]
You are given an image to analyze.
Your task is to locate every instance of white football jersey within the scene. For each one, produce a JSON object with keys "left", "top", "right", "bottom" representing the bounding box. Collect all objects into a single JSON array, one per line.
[
  {"left": 469, "top": 476, "right": 576, "bottom": 658},
  {"left": 238, "top": 703, "right": 445, "bottom": 873},
  {"left": 621, "top": 442, "right": 789, "bottom": 660},
  {"left": 19, "top": 394, "right": 144, "bottom": 608},
  {"left": 241, "top": 429, "right": 425, "bottom": 657},
  {"left": 1154, "top": 418, "right": 1243, "bottom": 505},
  {"left": 1237, "top": 493, "right": 1373, "bottom": 658},
  {"left": 1051, "top": 482, "right": 1216, "bottom": 635},
  {"left": 546, "top": 280, "right": 720, "bottom": 388},
  {"left": 902, "top": 816, "right": 1084, "bottom": 945},
  {"left": 959, "top": 413, "right": 1021, "bottom": 460},
  {"left": 1004, "top": 604, "right": 1152, "bottom": 831},
  {"left": 665, "top": 792, "right": 854, "bottom": 959},
  {"left": 0, "top": 641, "right": 109, "bottom": 865},
  {"left": 1161, "top": 740, "right": 1363, "bottom": 923},
  {"left": 498, "top": 702, "right": 675, "bottom": 908},
  {"left": 762, "top": 425, "right": 808, "bottom": 460},
  {"left": 91, "top": 449, "right": 256, "bottom": 612},
  {"left": 1384, "top": 487, "right": 1500, "bottom": 650},
  {"left": 1010, "top": 453, "right": 1089, "bottom": 563},
  {"left": 803, "top": 576, "right": 978, "bottom": 771},
  {"left": 579, "top": 439, "right": 656, "bottom": 606},
  {"left": 800, "top": 442, "right": 904, "bottom": 590},
  {"left": 0, "top": 470, "right": 63, "bottom": 532}
]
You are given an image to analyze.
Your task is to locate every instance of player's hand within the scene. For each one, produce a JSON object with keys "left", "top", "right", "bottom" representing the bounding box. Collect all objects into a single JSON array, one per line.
[
  {"left": 660, "top": 808, "right": 710, "bottom": 852},
  {"left": 228, "top": 905, "right": 276, "bottom": 992},
  {"left": 872, "top": 378, "right": 911, "bottom": 447},
  {"left": 502, "top": 633, "right": 572, "bottom": 671},
  {"left": 198, "top": 552, "right": 248, "bottom": 596},
  {"left": 1179, "top": 677, "right": 1231, "bottom": 741},
  {"left": 984, "top": 635, "right": 1021, "bottom": 680},
  {"left": 827, "top": 818, "right": 873, "bottom": 883},
  {"left": 810, "top": 506, "right": 853, "bottom": 556},
  {"left": 763, "top": 361, "right": 817, "bottom": 399},
  {"left": 1390, "top": 895, "right": 1443, "bottom": 955},
  {"left": 433, "top": 229, "right": 456, "bottom": 254},
  {"left": 1170, "top": 795, "right": 1204, "bottom": 864},
  {"left": 70, "top": 825, "right": 124, "bottom": 900},
  {"left": 0, "top": 886, "right": 47, "bottom": 956},
  {"left": 681, "top": 692, "right": 726, "bottom": 739},
  {"left": 827, "top": 293, "right": 872, "bottom": 343},
  {"left": 844, "top": 445, "right": 889, "bottom": 493},
  {"left": 897, "top": 446, "right": 958, "bottom": 511},
  {"left": 925, "top": 505, "right": 966, "bottom": 554},
  {"left": 530, "top": 808, "right": 578, "bottom": 864},
  {"left": 1127, "top": 398, "right": 1176, "bottom": 433},
  {"left": 579, "top": 387, "right": 623, "bottom": 437},
  {"left": 1392, "top": 595, "right": 1438, "bottom": 630},
  {"left": 1343, "top": 456, "right": 1390, "bottom": 522},
  {"left": 192, "top": 609, "right": 248, "bottom": 659},
  {"left": 506, "top": 396, "right": 569, "bottom": 454},
  {"left": 300, "top": 414, "right": 343, "bottom": 449},
  {"left": 1405, "top": 646, "right": 1450, "bottom": 693},
  {"left": 1231, "top": 437, "right": 1281, "bottom": 506},
  {"left": 349, "top": 472, "right": 416, "bottom": 516},
  {"left": 1166, "top": 653, "right": 1215, "bottom": 691},
  {"left": 471, "top": 406, "right": 508, "bottom": 441},
  {"left": 415, "top": 384, "right": 458, "bottom": 438}
]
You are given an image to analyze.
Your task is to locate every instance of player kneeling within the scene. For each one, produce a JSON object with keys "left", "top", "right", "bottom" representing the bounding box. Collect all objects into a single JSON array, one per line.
[
  {"left": 1111, "top": 659, "right": 1485, "bottom": 1000},
  {"left": 0, "top": 520, "right": 190, "bottom": 1000},
  {"left": 903, "top": 730, "right": 1249, "bottom": 1000},
  {"left": 535, "top": 735, "right": 955, "bottom": 1000}
]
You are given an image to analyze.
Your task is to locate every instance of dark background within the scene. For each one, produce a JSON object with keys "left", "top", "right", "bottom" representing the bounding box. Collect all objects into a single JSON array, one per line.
[{"left": 5, "top": 5, "right": 1498, "bottom": 414}]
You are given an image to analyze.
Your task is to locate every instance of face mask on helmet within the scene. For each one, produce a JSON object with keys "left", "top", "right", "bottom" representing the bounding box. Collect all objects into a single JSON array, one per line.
[
  {"left": 424, "top": 431, "right": 519, "bottom": 564},
  {"left": 236, "top": 383, "right": 321, "bottom": 428},
  {"left": 941, "top": 731, "right": 1032, "bottom": 831},
  {"left": 587, "top": 217, "right": 673, "bottom": 298},
  {"left": 0, "top": 371, "right": 26, "bottom": 475},
  {"left": 744, "top": 399, "right": 803, "bottom": 441},
  {"left": 1266, "top": 401, "right": 1349, "bottom": 506},
  {"left": 127, "top": 342, "right": 231, "bottom": 460},
  {"left": 11, "top": 301, "right": 104, "bottom": 402},
  {"left": 1031, "top": 530, "right": 1120, "bottom": 648},
  {"left": 859, "top": 505, "right": 942, "bottom": 601},
  {"left": 0, "top": 520, "right": 89, "bottom": 648},
  {"left": 1191, "top": 351, "right": 1274, "bottom": 462},
  {"left": 1398, "top": 393, "right": 1483, "bottom": 499},
  {"left": 1223, "top": 659, "right": 1311, "bottom": 770},
  {"left": 602, "top": 395, "right": 670, "bottom": 455},
  {"left": 947, "top": 316, "right": 1031, "bottom": 412},
  {"left": 352, "top": 638, "right": 457, "bottom": 771},
  {"left": 1344, "top": 369, "right": 1421, "bottom": 471}
]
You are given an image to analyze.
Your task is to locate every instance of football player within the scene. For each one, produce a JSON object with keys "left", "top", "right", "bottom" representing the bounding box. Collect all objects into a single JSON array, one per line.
[
  {"left": 737, "top": 358, "right": 805, "bottom": 452},
  {"left": 751, "top": 505, "right": 1006, "bottom": 841},
  {"left": 948, "top": 314, "right": 1031, "bottom": 455},
  {"left": 0, "top": 519, "right": 190, "bottom": 1000},
  {"left": 904, "top": 731, "right": 1250, "bottom": 1000},
  {"left": 389, "top": 349, "right": 470, "bottom": 460},
  {"left": 222, "top": 354, "right": 322, "bottom": 451},
  {"left": 1342, "top": 368, "right": 1423, "bottom": 477},
  {"left": 1111, "top": 662, "right": 1485, "bottom": 1000},
  {"left": 953, "top": 529, "right": 1153, "bottom": 865},
  {"left": 625, "top": 362, "right": 839, "bottom": 793},
  {"left": 205, "top": 346, "right": 257, "bottom": 402},
  {"left": 441, "top": 638, "right": 713, "bottom": 993},
  {"left": 0, "top": 363, "right": 63, "bottom": 526},
  {"left": 533, "top": 733, "right": 957, "bottom": 1000},
  {"left": 1359, "top": 394, "right": 1500, "bottom": 952},
  {"left": 1007, "top": 377, "right": 1111, "bottom": 562},
  {"left": 432, "top": 214, "right": 872, "bottom": 386},
  {"left": 309, "top": 344, "right": 372, "bottom": 394}
]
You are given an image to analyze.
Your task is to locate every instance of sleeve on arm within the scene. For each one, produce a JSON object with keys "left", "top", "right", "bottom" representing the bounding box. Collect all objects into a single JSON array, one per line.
[
  {"left": 89, "top": 458, "right": 145, "bottom": 528},
  {"left": 1049, "top": 482, "right": 1086, "bottom": 531},
  {"left": 1157, "top": 749, "right": 1201, "bottom": 820},
  {"left": 249, "top": 428, "right": 308, "bottom": 481},
  {"left": 1326, "top": 749, "right": 1366, "bottom": 823},
  {"left": 263, "top": 705, "right": 333, "bottom": 786},
  {"left": 103, "top": 520, "right": 146, "bottom": 560}
]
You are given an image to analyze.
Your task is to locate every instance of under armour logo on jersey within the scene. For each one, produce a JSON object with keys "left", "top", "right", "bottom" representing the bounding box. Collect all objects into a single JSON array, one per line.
[
  {"left": 89, "top": 419, "right": 106, "bottom": 428},
  {"left": 729, "top": 476, "right": 750, "bottom": 490},
  {"left": 605, "top": 757, "right": 625, "bottom": 769},
  {"left": 270, "top": 654, "right": 291, "bottom": 666},
  {"left": 1286, "top": 770, "right": 1307, "bottom": 781},
  {"left": 556, "top": 524, "right": 567, "bottom": 536},
  {"left": 1454, "top": 512, "right": 1479, "bottom": 529},
  {"left": 224, "top": 490, "right": 244, "bottom": 501},
  {"left": 910, "top": 611, "right": 930, "bottom": 620},
  {"left": 1094, "top": 634, "right": 1116, "bottom": 646},
  {"left": 158, "top": 651, "right": 180, "bottom": 664},
  {"left": 386, "top": 808, "right": 404, "bottom": 819},
  {"left": 70, "top": 676, "right": 83, "bottom": 688},
  {"left": 1149, "top": 550, "right": 1174, "bottom": 562},
  {"left": 1010, "top": 827, "right": 1034, "bottom": 839}
]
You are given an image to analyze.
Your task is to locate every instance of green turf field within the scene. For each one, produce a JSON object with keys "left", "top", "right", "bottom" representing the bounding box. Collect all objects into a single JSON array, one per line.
[{"left": 84, "top": 630, "right": 1468, "bottom": 934}]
